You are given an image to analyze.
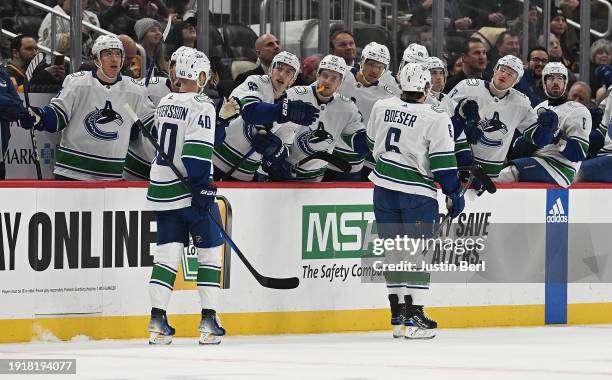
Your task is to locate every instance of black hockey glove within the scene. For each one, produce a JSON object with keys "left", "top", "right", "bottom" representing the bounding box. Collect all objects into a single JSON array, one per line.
[{"left": 278, "top": 98, "right": 319, "bottom": 126}]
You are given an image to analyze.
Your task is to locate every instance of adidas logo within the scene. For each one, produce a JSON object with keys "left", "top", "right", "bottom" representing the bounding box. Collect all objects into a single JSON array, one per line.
[{"left": 546, "top": 197, "right": 568, "bottom": 223}]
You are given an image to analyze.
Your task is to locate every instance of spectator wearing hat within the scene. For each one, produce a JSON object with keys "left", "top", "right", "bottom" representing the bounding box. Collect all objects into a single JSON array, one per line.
[
  {"left": 135, "top": 17, "right": 168, "bottom": 77},
  {"left": 165, "top": 16, "right": 197, "bottom": 60},
  {"left": 96, "top": 0, "right": 137, "bottom": 38},
  {"left": 550, "top": 5, "right": 578, "bottom": 71}
]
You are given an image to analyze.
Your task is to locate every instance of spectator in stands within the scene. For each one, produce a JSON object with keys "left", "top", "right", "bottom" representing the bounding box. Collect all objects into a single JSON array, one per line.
[
  {"left": 590, "top": 39, "right": 612, "bottom": 98},
  {"left": 134, "top": 17, "right": 168, "bottom": 77},
  {"left": 96, "top": 0, "right": 137, "bottom": 38},
  {"left": 116, "top": 34, "right": 139, "bottom": 78},
  {"left": 0, "top": 66, "right": 30, "bottom": 179},
  {"left": 232, "top": 34, "right": 281, "bottom": 88},
  {"left": 293, "top": 54, "right": 322, "bottom": 86},
  {"left": 38, "top": 0, "right": 100, "bottom": 58},
  {"left": 409, "top": 0, "right": 473, "bottom": 31},
  {"left": 330, "top": 29, "right": 356, "bottom": 67},
  {"left": 443, "top": 37, "right": 487, "bottom": 93},
  {"left": 550, "top": 6, "right": 578, "bottom": 71},
  {"left": 447, "top": 53, "right": 462, "bottom": 76},
  {"left": 6, "top": 35, "right": 65, "bottom": 92},
  {"left": 515, "top": 47, "right": 548, "bottom": 107},
  {"left": 568, "top": 81, "right": 594, "bottom": 107},
  {"left": 459, "top": 0, "right": 521, "bottom": 29},
  {"left": 165, "top": 18, "right": 197, "bottom": 59},
  {"left": 123, "top": 0, "right": 169, "bottom": 22},
  {"left": 486, "top": 30, "right": 520, "bottom": 74}
]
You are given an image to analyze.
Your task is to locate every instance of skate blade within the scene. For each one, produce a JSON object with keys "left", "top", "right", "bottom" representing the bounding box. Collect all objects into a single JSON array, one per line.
[
  {"left": 199, "top": 333, "right": 222, "bottom": 345},
  {"left": 404, "top": 326, "right": 436, "bottom": 340},
  {"left": 392, "top": 324, "right": 404, "bottom": 338},
  {"left": 149, "top": 332, "right": 173, "bottom": 345}
]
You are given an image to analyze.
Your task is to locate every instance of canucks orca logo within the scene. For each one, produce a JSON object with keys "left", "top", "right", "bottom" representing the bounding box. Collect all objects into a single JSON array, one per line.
[
  {"left": 297, "top": 122, "right": 334, "bottom": 155},
  {"left": 478, "top": 112, "right": 508, "bottom": 147},
  {"left": 84, "top": 101, "right": 123, "bottom": 141}
]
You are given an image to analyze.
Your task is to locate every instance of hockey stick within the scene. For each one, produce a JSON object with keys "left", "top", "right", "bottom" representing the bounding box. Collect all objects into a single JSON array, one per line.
[
  {"left": 144, "top": 15, "right": 173, "bottom": 87},
  {"left": 123, "top": 104, "right": 299, "bottom": 290},
  {"left": 458, "top": 165, "right": 497, "bottom": 194},
  {"left": 24, "top": 52, "right": 45, "bottom": 180},
  {"left": 294, "top": 151, "right": 351, "bottom": 173}
]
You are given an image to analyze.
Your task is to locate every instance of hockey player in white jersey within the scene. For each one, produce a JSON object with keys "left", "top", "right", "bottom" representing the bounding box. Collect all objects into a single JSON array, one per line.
[
  {"left": 212, "top": 51, "right": 319, "bottom": 181},
  {"left": 368, "top": 63, "right": 464, "bottom": 339},
  {"left": 448, "top": 55, "right": 561, "bottom": 180},
  {"left": 426, "top": 56, "right": 472, "bottom": 168},
  {"left": 576, "top": 89, "right": 612, "bottom": 182},
  {"left": 325, "top": 42, "right": 395, "bottom": 181},
  {"left": 21, "top": 35, "right": 155, "bottom": 180},
  {"left": 124, "top": 46, "right": 203, "bottom": 180},
  {"left": 384, "top": 43, "right": 430, "bottom": 96},
  {"left": 261, "top": 54, "right": 368, "bottom": 181},
  {"left": 146, "top": 48, "right": 226, "bottom": 345},
  {"left": 499, "top": 62, "right": 591, "bottom": 187}
]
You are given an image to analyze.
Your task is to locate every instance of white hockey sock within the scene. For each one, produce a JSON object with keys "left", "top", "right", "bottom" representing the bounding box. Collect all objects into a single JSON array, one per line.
[
  {"left": 149, "top": 242, "right": 183, "bottom": 311},
  {"left": 197, "top": 245, "right": 222, "bottom": 311}
]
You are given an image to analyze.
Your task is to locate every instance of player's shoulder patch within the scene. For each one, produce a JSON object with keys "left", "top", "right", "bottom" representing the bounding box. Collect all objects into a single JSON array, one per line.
[
  {"left": 382, "top": 84, "right": 395, "bottom": 95},
  {"left": 256, "top": 75, "right": 270, "bottom": 84},
  {"left": 338, "top": 93, "right": 352, "bottom": 102},
  {"left": 566, "top": 100, "right": 584, "bottom": 109},
  {"left": 194, "top": 94, "right": 215, "bottom": 107},
  {"left": 430, "top": 104, "right": 445, "bottom": 113},
  {"left": 129, "top": 77, "right": 146, "bottom": 87},
  {"left": 68, "top": 71, "right": 87, "bottom": 78},
  {"left": 465, "top": 78, "right": 480, "bottom": 86},
  {"left": 289, "top": 86, "right": 309, "bottom": 95},
  {"left": 148, "top": 76, "right": 161, "bottom": 85}
]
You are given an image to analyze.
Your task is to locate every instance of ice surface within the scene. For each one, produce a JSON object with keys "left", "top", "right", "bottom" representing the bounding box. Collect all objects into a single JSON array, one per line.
[{"left": 1, "top": 326, "right": 611, "bottom": 380}]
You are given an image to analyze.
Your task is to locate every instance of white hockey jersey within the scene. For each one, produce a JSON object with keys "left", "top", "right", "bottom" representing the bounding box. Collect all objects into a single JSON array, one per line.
[
  {"left": 213, "top": 74, "right": 284, "bottom": 181},
  {"left": 286, "top": 86, "right": 365, "bottom": 182},
  {"left": 596, "top": 91, "right": 612, "bottom": 157},
  {"left": 531, "top": 100, "right": 591, "bottom": 187},
  {"left": 48, "top": 71, "right": 155, "bottom": 180},
  {"left": 448, "top": 79, "right": 539, "bottom": 179},
  {"left": 124, "top": 76, "right": 173, "bottom": 180},
  {"left": 367, "top": 97, "right": 457, "bottom": 199},
  {"left": 333, "top": 69, "right": 395, "bottom": 172},
  {"left": 428, "top": 92, "right": 471, "bottom": 161},
  {"left": 147, "top": 92, "right": 217, "bottom": 210}
]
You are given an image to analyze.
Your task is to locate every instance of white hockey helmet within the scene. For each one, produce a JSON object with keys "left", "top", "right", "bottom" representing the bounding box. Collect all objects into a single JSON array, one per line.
[
  {"left": 170, "top": 46, "right": 192, "bottom": 64},
  {"left": 361, "top": 42, "right": 391, "bottom": 67},
  {"left": 494, "top": 55, "right": 524, "bottom": 83},
  {"left": 318, "top": 54, "right": 348, "bottom": 79},
  {"left": 175, "top": 49, "right": 211, "bottom": 87},
  {"left": 427, "top": 56, "right": 447, "bottom": 78},
  {"left": 92, "top": 35, "right": 124, "bottom": 59},
  {"left": 399, "top": 62, "right": 431, "bottom": 93},
  {"left": 271, "top": 51, "right": 300, "bottom": 81},
  {"left": 399, "top": 43, "right": 429, "bottom": 69},
  {"left": 542, "top": 61, "right": 569, "bottom": 97}
]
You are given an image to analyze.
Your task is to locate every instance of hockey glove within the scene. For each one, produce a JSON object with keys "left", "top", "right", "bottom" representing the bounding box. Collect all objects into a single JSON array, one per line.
[
  {"left": 445, "top": 184, "right": 465, "bottom": 219},
  {"left": 590, "top": 107, "right": 604, "bottom": 131},
  {"left": 252, "top": 129, "right": 287, "bottom": 159},
  {"left": 19, "top": 107, "right": 42, "bottom": 130},
  {"left": 218, "top": 97, "right": 240, "bottom": 121},
  {"left": 533, "top": 109, "right": 560, "bottom": 146},
  {"left": 278, "top": 98, "right": 319, "bottom": 126},
  {"left": 595, "top": 64, "right": 612, "bottom": 88},
  {"left": 262, "top": 157, "right": 293, "bottom": 181},
  {"left": 191, "top": 185, "right": 217, "bottom": 213},
  {"left": 464, "top": 119, "right": 484, "bottom": 144},
  {"left": 460, "top": 99, "right": 480, "bottom": 122}
]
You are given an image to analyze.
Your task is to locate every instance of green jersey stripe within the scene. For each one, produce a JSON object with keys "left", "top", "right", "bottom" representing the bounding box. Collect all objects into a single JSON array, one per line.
[
  {"left": 374, "top": 159, "right": 436, "bottom": 189},
  {"left": 56, "top": 147, "right": 125, "bottom": 176}
]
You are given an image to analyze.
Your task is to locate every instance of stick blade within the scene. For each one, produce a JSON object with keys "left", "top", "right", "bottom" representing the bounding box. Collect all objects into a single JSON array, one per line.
[
  {"left": 258, "top": 276, "right": 300, "bottom": 290},
  {"left": 472, "top": 165, "right": 497, "bottom": 194},
  {"left": 26, "top": 53, "right": 45, "bottom": 82}
]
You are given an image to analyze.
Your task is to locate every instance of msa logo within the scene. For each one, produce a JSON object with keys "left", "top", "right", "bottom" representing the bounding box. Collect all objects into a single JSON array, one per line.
[
  {"left": 547, "top": 197, "right": 568, "bottom": 223},
  {"left": 302, "top": 205, "right": 377, "bottom": 259}
]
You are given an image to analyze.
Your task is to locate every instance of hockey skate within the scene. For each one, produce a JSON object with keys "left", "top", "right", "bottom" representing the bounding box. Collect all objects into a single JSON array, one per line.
[
  {"left": 404, "top": 305, "right": 437, "bottom": 340},
  {"left": 148, "top": 308, "right": 175, "bottom": 345},
  {"left": 388, "top": 294, "right": 404, "bottom": 338},
  {"left": 199, "top": 309, "right": 225, "bottom": 345}
]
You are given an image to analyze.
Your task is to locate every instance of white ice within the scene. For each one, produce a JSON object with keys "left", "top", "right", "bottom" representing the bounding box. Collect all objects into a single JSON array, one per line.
[{"left": 1, "top": 326, "right": 612, "bottom": 380}]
